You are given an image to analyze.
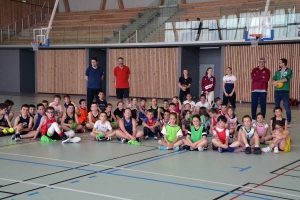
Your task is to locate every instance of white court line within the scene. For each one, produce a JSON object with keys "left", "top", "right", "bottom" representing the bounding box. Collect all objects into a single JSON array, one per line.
[
  {"left": 0, "top": 151, "right": 299, "bottom": 198},
  {"left": 0, "top": 177, "right": 131, "bottom": 200}
]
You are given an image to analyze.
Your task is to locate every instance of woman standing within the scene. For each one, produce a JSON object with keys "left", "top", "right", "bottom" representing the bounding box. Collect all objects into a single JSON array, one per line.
[
  {"left": 178, "top": 69, "right": 192, "bottom": 102},
  {"left": 201, "top": 67, "right": 216, "bottom": 105},
  {"left": 222, "top": 67, "right": 237, "bottom": 108}
]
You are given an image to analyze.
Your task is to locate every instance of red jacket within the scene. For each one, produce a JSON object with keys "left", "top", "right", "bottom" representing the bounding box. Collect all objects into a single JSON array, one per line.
[
  {"left": 201, "top": 75, "right": 216, "bottom": 92},
  {"left": 251, "top": 67, "right": 270, "bottom": 91}
]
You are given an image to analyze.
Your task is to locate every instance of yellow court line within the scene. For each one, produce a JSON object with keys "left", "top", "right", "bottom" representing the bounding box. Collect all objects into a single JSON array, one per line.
[{"left": 0, "top": 141, "right": 39, "bottom": 150}]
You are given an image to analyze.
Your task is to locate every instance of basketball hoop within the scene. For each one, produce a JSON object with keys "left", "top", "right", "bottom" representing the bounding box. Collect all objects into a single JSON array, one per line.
[
  {"left": 249, "top": 34, "right": 262, "bottom": 47},
  {"left": 31, "top": 41, "right": 42, "bottom": 51}
]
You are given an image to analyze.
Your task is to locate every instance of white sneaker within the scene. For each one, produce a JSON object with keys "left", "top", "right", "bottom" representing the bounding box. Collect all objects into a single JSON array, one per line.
[
  {"left": 198, "top": 146, "right": 204, "bottom": 152},
  {"left": 154, "top": 136, "right": 158, "bottom": 140},
  {"left": 144, "top": 135, "right": 149, "bottom": 140},
  {"left": 262, "top": 146, "right": 271, "bottom": 153},
  {"left": 274, "top": 147, "right": 279, "bottom": 154},
  {"left": 69, "top": 137, "right": 81, "bottom": 143}
]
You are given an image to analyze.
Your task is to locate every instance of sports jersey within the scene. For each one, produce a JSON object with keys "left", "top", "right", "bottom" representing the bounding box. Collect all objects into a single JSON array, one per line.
[
  {"left": 227, "top": 115, "right": 237, "bottom": 129},
  {"left": 77, "top": 108, "right": 88, "bottom": 124},
  {"left": 161, "top": 124, "right": 182, "bottom": 143},
  {"left": 213, "top": 127, "right": 229, "bottom": 144},
  {"left": 271, "top": 117, "right": 286, "bottom": 131},
  {"left": 41, "top": 117, "right": 56, "bottom": 135},
  {"left": 241, "top": 126, "right": 255, "bottom": 140},
  {"left": 253, "top": 123, "right": 268, "bottom": 137},
  {"left": 94, "top": 120, "right": 112, "bottom": 133},
  {"left": 89, "top": 111, "right": 99, "bottom": 124},
  {"left": 212, "top": 117, "right": 217, "bottom": 126},
  {"left": 144, "top": 117, "right": 157, "bottom": 126},
  {"left": 139, "top": 105, "right": 146, "bottom": 119},
  {"left": 114, "top": 108, "right": 125, "bottom": 119},
  {"left": 34, "top": 113, "right": 43, "bottom": 130},
  {"left": 97, "top": 99, "right": 108, "bottom": 111},
  {"left": 150, "top": 106, "right": 159, "bottom": 119},
  {"left": 18, "top": 115, "right": 30, "bottom": 128},
  {"left": 6, "top": 110, "right": 10, "bottom": 115},
  {"left": 223, "top": 75, "right": 237, "bottom": 94},
  {"left": 64, "top": 112, "right": 75, "bottom": 124},
  {"left": 189, "top": 125, "right": 207, "bottom": 143},
  {"left": 0, "top": 115, "right": 8, "bottom": 127},
  {"left": 106, "top": 111, "right": 114, "bottom": 122},
  {"left": 123, "top": 117, "right": 133, "bottom": 135}
]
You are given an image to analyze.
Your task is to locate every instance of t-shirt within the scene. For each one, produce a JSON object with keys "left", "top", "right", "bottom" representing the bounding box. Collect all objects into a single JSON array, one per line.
[
  {"left": 114, "top": 66, "right": 130, "bottom": 88},
  {"left": 114, "top": 108, "right": 125, "bottom": 119},
  {"left": 178, "top": 77, "right": 192, "bottom": 91},
  {"left": 223, "top": 75, "right": 237, "bottom": 94},
  {"left": 195, "top": 101, "right": 210, "bottom": 109},
  {"left": 183, "top": 100, "right": 195, "bottom": 111},
  {"left": 253, "top": 123, "right": 268, "bottom": 137},
  {"left": 161, "top": 124, "right": 182, "bottom": 143},
  {"left": 94, "top": 120, "right": 112, "bottom": 133},
  {"left": 85, "top": 66, "right": 104, "bottom": 89},
  {"left": 96, "top": 99, "right": 107, "bottom": 111},
  {"left": 49, "top": 102, "right": 63, "bottom": 116},
  {"left": 188, "top": 125, "right": 207, "bottom": 143}
]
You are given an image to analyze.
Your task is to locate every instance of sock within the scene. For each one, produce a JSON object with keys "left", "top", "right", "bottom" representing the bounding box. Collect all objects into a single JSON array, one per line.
[
  {"left": 19, "top": 135, "right": 22, "bottom": 138},
  {"left": 255, "top": 145, "right": 259, "bottom": 148},
  {"left": 246, "top": 144, "right": 250, "bottom": 147},
  {"left": 58, "top": 132, "right": 63, "bottom": 137}
]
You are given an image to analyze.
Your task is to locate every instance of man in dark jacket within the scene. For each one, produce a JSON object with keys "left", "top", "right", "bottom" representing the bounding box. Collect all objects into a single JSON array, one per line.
[{"left": 251, "top": 58, "right": 270, "bottom": 121}]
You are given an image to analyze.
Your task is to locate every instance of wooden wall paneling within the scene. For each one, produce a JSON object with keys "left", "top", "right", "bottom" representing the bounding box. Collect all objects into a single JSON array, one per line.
[
  {"left": 225, "top": 44, "right": 300, "bottom": 103},
  {"left": 77, "top": 50, "right": 87, "bottom": 95},
  {"left": 63, "top": 0, "right": 70, "bottom": 12}
]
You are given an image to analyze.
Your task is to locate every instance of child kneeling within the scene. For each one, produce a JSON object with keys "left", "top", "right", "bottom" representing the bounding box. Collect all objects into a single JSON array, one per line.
[
  {"left": 211, "top": 115, "right": 240, "bottom": 153},
  {"left": 182, "top": 115, "right": 208, "bottom": 151},
  {"left": 158, "top": 113, "right": 183, "bottom": 151}
]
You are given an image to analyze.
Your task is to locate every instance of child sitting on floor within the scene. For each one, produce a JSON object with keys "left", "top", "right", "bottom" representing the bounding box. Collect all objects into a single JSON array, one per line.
[
  {"left": 105, "top": 103, "right": 118, "bottom": 129},
  {"left": 237, "top": 115, "right": 262, "bottom": 154},
  {"left": 172, "top": 96, "right": 182, "bottom": 115},
  {"left": 128, "top": 97, "right": 140, "bottom": 124},
  {"left": 114, "top": 101, "right": 125, "bottom": 121},
  {"left": 208, "top": 108, "right": 219, "bottom": 135},
  {"left": 142, "top": 109, "right": 160, "bottom": 140},
  {"left": 253, "top": 113, "right": 269, "bottom": 144},
  {"left": 77, "top": 99, "right": 88, "bottom": 127},
  {"left": 28, "top": 104, "right": 36, "bottom": 118},
  {"left": 211, "top": 115, "right": 240, "bottom": 153},
  {"left": 183, "top": 93, "right": 195, "bottom": 111},
  {"left": 86, "top": 102, "right": 100, "bottom": 130},
  {"left": 149, "top": 98, "right": 161, "bottom": 120},
  {"left": 262, "top": 120, "right": 291, "bottom": 153},
  {"left": 11, "top": 104, "right": 33, "bottom": 141},
  {"left": 182, "top": 115, "right": 208, "bottom": 151},
  {"left": 96, "top": 91, "right": 108, "bottom": 112},
  {"left": 49, "top": 95, "right": 63, "bottom": 121},
  {"left": 0, "top": 103, "right": 13, "bottom": 134},
  {"left": 181, "top": 110, "right": 191, "bottom": 136},
  {"left": 61, "top": 104, "right": 84, "bottom": 133},
  {"left": 63, "top": 95, "right": 77, "bottom": 110},
  {"left": 160, "top": 99, "right": 169, "bottom": 119},
  {"left": 91, "top": 112, "right": 114, "bottom": 141},
  {"left": 226, "top": 107, "right": 237, "bottom": 138},
  {"left": 42, "top": 100, "right": 49, "bottom": 110},
  {"left": 158, "top": 113, "right": 183, "bottom": 151},
  {"left": 138, "top": 98, "right": 147, "bottom": 123},
  {"left": 4, "top": 99, "right": 16, "bottom": 122}
]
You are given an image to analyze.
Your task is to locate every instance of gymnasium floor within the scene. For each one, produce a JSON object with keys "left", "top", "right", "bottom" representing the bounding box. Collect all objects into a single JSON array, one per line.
[{"left": 0, "top": 93, "right": 299, "bottom": 200}]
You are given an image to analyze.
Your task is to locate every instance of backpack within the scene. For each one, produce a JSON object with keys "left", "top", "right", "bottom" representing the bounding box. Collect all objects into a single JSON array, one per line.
[{"left": 289, "top": 98, "right": 299, "bottom": 106}]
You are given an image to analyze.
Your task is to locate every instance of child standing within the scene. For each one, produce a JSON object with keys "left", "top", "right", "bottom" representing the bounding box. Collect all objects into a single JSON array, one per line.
[
  {"left": 77, "top": 99, "right": 88, "bottom": 127},
  {"left": 181, "top": 110, "right": 191, "bottom": 136},
  {"left": 91, "top": 112, "right": 114, "bottom": 141},
  {"left": 86, "top": 102, "right": 100, "bottom": 130},
  {"left": 115, "top": 108, "right": 143, "bottom": 143},
  {"left": 49, "top": 95, "right": 63, "bottom": 120},
  {"left": 11, "top": 104, "right": 33, "bottom": 141},
  {"left": 237, "top": 115, "right": 262, "bottom": 154},
  {"left": 226, "top": 107, "right": 237, "bottom": 138},
  {"left": 183, "top": 93, "right": 195, "bottom": 111},
  {"left": 105, "top": 103, "right": 118, "bottom": 129},
  {"left": 262, "top": 120, "right": 291, "bottom": 153},
  {"left": 114, "top": 101, "right": 125, "bottom": 121},
  {"left": 96, "top": 91, "right": 108, "bottom": 112},
  {"left": 160, "top": 99, "right": 169, "bottom": 119},
  {"left": 142, "top": 109, "right": 160, "bottom": 140},
  {"left": 211, "top": 115, "right": 240, "bottom": 153},
  {"left": 158, "top": 113, "right": 183, "bottom": 151},
  {"left": 253, "top": 113, "right": 269, "bottom": 144},
  {"left": 28, "top": 104, "right": 36, "bottom": 118},
  {"left": 182, "top": 115, "right": 208, "bottom": 151},
  {"left": 0, "top": 103, "right": 13, "bottom": 134},
  {"left": 4, "top": 99, "right": 15, "bottom": 122},
  {"left": 149, "top": 98, "right": 161, "bottom": 120},
  {"left": 61, "top": 104, "right": 84, "bottom": 133}
]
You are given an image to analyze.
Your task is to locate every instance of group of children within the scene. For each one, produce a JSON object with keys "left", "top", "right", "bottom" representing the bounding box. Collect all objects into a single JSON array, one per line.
[{"left": 0, "top": 91, "right": 291, "bottom": 154}]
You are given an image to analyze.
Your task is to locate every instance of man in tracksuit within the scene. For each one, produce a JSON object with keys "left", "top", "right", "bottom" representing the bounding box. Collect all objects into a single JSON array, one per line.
[
  {"left": 272, "top": 58, "right": 293, "bottom": 127},
  {"left": 251, "top": 58, "right": 270, "bottom": 121}
]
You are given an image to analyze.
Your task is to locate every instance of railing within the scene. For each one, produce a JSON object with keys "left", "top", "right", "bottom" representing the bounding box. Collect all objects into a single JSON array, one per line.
[{"left": 0, "top": 1, "right": 50, "bottom": 44}]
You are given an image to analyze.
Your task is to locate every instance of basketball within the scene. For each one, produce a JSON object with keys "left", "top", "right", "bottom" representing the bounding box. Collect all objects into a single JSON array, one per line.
[{"left": 277, "top": 82, "right": 284, "bottom": 88}]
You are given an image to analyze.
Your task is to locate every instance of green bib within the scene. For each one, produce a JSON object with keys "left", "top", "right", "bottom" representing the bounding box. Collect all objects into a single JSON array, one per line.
[
  {"left": 190, "top": 125, "right": 204, "bottom": 143},
  {"left": 165, "top": 124, "right": 181, "bottom": 143}
]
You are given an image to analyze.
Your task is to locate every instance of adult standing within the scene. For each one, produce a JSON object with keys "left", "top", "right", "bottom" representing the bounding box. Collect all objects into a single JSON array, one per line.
[
  {"left": 85, "top": 58, "right": 104, "bottom": 111},
  {"left": 178, "top": 69, "right": 192, "bottom": 102},
  {"left": 272, "top": 58, "right": 293, "bottom": 126},
  {"left": 222, "top": 67, "right": 237, "bottom": 109},
  {"left": 251, "top": 58, "right": 270, "bottom": 121},
  {"left": 201, "top": 67, "right": 216, "bottom": 105},
  {"left": 114, "top": 57, "right": 130, "bottom": 107}
]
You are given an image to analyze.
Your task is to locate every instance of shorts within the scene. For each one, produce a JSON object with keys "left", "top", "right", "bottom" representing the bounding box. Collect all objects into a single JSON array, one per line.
[{"left": 116, "top": 88, "right": 129, "bottom": 99}]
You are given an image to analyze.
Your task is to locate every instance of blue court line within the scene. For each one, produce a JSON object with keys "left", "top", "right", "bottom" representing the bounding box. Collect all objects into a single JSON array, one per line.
[
  {"left": 70, "top": 180, "right": 79, "bottom": 184},
  {"left": 27, "top": 192, "right": 39, "bottom": 196},
  {"left": 88, "top": 176, "right": 97, "bottom": 178},
  {"left": 106, "top": 173, "right": 272, "bottom": 200},
  {"left": 107, "top": 151, "right": 187, "bottom": 173},
  {"left": 232, "top": 166, "right": 252, "bottom": 172}
]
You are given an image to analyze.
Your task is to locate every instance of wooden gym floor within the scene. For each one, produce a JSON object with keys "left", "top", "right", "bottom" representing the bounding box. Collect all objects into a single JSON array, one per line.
[{"left": 0, "top": 93, "right": 299, "bottom": 200}]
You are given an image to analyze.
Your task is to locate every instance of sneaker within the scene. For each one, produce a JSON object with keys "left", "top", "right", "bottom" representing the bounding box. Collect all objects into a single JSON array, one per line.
[
  {"left": 144, "top": 135, "right": 149, "bottom": 140},
  {"left": 14, "top": 134, "right": 21, "bottom": 141},
  {"left": 227, "top": 146, "right": 236, "bottom": 153},
  {"left": 154, "top": 136, "right": 158, "bottom": 140},
  {"left": 253, "top": 147, "right": 262, "bottom": 154},
  {"left": 274, "top": 147, "right": 279, "bottom": 154},
  {"left": 61, "top": 134, "right": 70, "bottom": 143},
  {"left": 136, "top": 138, "right": 140, "bottom": 143},
  {"left": 287, "top": 122, "right": 292, "bottom": 128},
  {"left": 75, "top": 129, "right": 85, "bottom": 133},
  {"left": 245, "top": 146, "right": 251, "bottom": 154},
  {"left": 120, "top": 138, "right": 128, "bottom": 143},
  {"left": 173, "top": 146, "right": 180, "bottom": 151},
  {"left": 182, "top": 145, "right": 189, "bottom": 150},
  {"left": 69, "top": 137, "right": 81, "bottom": 143},
  {"left": 158, "top": 145, "right": 167, "bottom": 150},
  {"left": 262, "top": 146, "right": 272, "bottom": 153},
  {"left": 107, "top": 136, "right": 111, "bottom": 141},
  {"left": 198, "top": 146, "right": 204, "bottom": 152},
  {"left": 218, "top": 147, "right": 224, "bottom": 153},
  {"left": 97, "top": 137, "right": 106, "bottom": 141},
  {"left": 203, "top": 146, "right": 208, "bottom": 151},
  {"left": 11, "top": 134, "right": 16, "bottom": 140}
]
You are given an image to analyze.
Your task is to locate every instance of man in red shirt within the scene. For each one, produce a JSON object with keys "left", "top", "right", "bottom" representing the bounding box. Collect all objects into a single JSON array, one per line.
[
  {"left": 114, "top": 57, "right": 130, "bottom": 106},
  {"left": 251, "top": 58, "right": 270, "bottom": 122}
]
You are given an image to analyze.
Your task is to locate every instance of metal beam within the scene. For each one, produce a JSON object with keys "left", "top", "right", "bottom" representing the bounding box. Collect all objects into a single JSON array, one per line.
[
  {"left": 117, "top": 0, "right": 124, "bottom": 9},
  {"left": 100, "top": 0, "right": 106, "bottom": 10},
  {"left": 63, "top": 0, "right": 70, "bottom": 12}
]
